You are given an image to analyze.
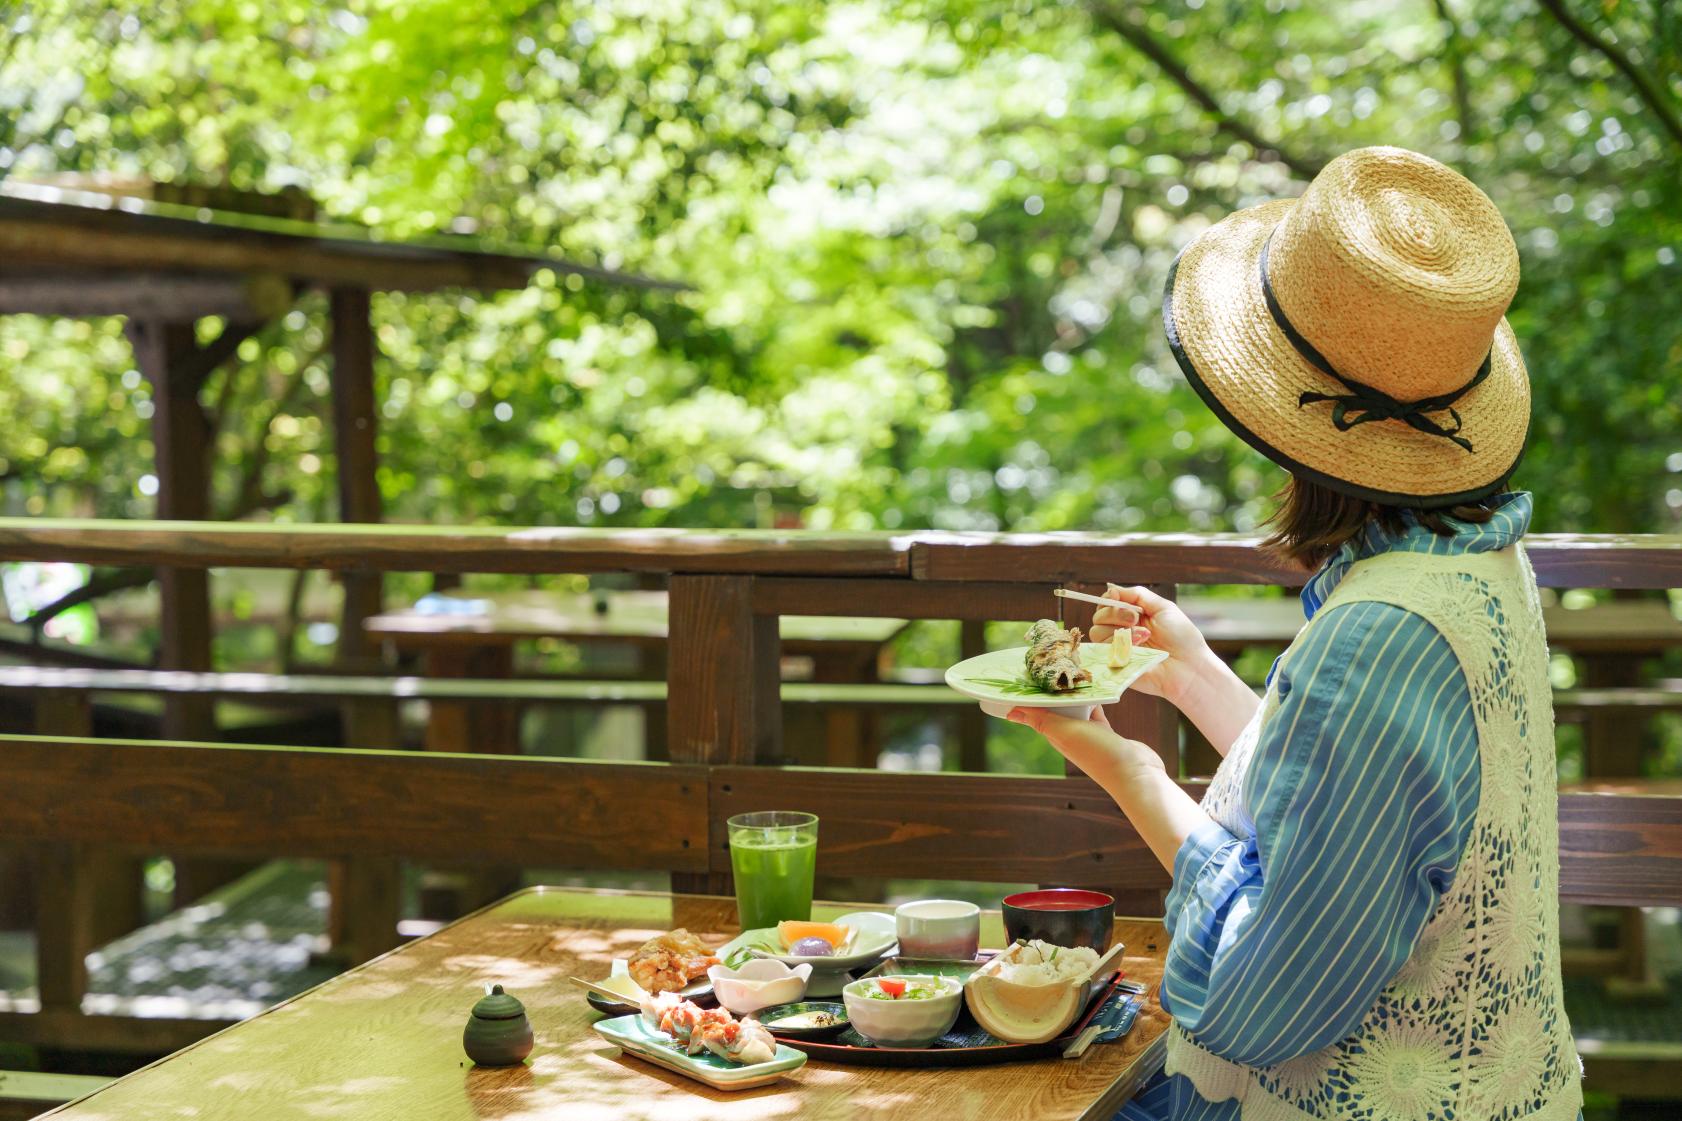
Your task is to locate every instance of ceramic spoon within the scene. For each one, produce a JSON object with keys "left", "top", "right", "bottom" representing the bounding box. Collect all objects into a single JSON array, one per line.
[{"left": 568, "top": 976, "right": 643, "bottom": 1004}]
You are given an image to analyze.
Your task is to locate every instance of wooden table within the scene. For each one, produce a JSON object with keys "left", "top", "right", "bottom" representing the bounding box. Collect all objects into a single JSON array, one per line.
[
  {"left": 365, "top": 590, "right": 909, "bottom": 764},
  {"left": 41, "top": 888, "right": 1171, "bottom": 1121}
]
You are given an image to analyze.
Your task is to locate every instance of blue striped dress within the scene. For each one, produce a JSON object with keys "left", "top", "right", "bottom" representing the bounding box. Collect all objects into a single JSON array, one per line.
[{"left": 1118, "top": 492, "right": 1572, "bottom": 1120}]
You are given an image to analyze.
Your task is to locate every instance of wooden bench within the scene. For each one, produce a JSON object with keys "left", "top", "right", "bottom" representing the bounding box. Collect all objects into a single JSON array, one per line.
[{"left": 0, "top": 1071, "right": 110, "bottom": 1121}]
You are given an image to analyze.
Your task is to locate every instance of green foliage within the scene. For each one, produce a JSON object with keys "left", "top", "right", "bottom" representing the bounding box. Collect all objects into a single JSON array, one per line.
[{"left": 1, "top": 0, "right": 1680, "bottom": 536}]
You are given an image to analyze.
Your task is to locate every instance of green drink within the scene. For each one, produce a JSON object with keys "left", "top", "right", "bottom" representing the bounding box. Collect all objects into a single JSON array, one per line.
[{"left": 727, "top": 811, "right": 818, "bottom": 931}]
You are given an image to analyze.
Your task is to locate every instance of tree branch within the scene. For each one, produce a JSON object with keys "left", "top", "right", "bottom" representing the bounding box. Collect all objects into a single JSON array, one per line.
[
  {"left": 1431, "top": 0, "right": 1475, "bottom": 145},
  {"left": 220, "top": 342, "right": 321, "bottom": 521},
  {"left": 1088, "top": 3, "right": 1324, "bottom": 179},
  {"left": 23, "top": 567, "right": 155, "bottom": 631},
  {"left": 1537, "top": 0, "right": 1682, "bottom": 153}
]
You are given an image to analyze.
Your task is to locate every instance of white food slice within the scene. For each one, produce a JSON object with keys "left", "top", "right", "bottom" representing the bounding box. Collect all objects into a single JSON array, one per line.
[{"left": 1108, "top": 628, "right": 1132, "bottom": 670}]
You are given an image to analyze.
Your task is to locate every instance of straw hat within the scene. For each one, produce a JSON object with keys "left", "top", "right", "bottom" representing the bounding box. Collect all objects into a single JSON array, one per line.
[{"left": 1163, "top": 146, "right": 1528, "bottom": 506}]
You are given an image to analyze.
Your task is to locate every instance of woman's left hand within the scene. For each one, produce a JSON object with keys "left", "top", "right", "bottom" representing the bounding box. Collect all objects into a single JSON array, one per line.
[{"left": 1005, "top": 705, "right": 1166, "bottom": 786}]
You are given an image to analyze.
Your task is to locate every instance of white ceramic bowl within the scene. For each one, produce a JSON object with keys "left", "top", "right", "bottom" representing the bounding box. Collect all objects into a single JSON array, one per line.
[
  {"left": 895, "top": 899, "right": 981, "bottom": 960},
  {"left": 707, "top": 959, "right": 812, "bottom": 1016},
  {"left": 841, "top": 975, "right": 963, "bottom": 1049}
]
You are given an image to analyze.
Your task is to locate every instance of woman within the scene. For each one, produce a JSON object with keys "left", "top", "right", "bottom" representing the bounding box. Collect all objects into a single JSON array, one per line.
[{"left": 1009, "top": 148, "right": 1582, "bottom": 1121}]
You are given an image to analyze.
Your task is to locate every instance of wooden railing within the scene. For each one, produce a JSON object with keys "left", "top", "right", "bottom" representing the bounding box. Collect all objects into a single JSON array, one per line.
[{"left": 1, "top": 518, "right": 1680, "bottom": 1052}]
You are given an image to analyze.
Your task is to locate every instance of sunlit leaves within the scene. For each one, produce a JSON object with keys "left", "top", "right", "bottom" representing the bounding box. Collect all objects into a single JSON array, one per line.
[{"left": 0, "top": 0, "right": 1678, "bottom": 535}]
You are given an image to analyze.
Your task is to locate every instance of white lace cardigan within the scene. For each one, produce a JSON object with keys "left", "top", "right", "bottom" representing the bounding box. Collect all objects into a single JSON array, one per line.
[{"left": 1167, "top": 544, "right": 1583, "bottom": 1121}]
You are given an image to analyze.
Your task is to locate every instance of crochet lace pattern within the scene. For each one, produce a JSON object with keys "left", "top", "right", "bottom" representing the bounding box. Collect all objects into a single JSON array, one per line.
[{"left": 1167, "top": 545, "right": 1582, "bottom": 1121}]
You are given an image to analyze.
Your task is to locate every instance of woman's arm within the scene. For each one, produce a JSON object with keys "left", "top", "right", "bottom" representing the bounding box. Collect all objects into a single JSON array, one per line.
[
  {"left": 1018, "top": 600, "right": 1480, "bottom": 1066},
  {"left": 1159, "top": 602, "right": 1480, "bottom": 1065},
  {"left": 1091, "top": 585, "right": 1260, "bottom": 755},
  {"left": 1006, "top": 705, "right": 1206, "bottom": 870}
]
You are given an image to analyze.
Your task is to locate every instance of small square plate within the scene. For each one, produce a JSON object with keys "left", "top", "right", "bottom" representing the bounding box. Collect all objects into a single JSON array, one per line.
[{"left": 592, "top": 1014, "right": 807, "bottom": 1091}]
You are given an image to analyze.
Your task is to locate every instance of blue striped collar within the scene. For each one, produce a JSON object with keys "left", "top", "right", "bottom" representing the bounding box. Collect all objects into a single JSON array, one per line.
[{"left": 1301, "top": 492, "right": 1533, "bottom": 620}]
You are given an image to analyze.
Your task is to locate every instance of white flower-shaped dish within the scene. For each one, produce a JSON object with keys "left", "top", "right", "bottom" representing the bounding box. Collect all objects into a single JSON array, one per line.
[
  {"left": 707, "top": 959, "right": 813, "bottom": 1016},
  {"left": 716, "top": 911, "right": 898, "bottom": 997},
  {"left": 945, "top": 643, "right": 1168, "bottom": 720}
]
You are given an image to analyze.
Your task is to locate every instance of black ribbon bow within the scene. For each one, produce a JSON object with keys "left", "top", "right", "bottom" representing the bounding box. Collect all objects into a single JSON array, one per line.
[{"left": 1259, "top": 235, "right": 1488, "bottom": 454}]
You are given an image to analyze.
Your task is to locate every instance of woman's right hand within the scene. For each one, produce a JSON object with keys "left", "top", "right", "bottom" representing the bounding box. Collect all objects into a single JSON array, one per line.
[{"left": 1089, "top": 584, "right": 1217, "bottom": 705}]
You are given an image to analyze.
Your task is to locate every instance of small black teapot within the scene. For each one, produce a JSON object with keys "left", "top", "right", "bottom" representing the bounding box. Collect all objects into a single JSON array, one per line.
[{"left": 463, "top": 984, "right": 534, "bottom": 1067}]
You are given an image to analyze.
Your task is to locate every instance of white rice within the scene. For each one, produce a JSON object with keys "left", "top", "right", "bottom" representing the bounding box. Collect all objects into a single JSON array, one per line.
[{"left": 992, "top": 940, "right": 1099, "bottom": 985}]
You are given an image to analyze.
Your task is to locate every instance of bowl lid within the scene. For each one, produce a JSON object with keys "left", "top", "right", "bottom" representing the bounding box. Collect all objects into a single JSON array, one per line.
[{"left": 471, "top": 984, "right": 527, "bottom": 1020}]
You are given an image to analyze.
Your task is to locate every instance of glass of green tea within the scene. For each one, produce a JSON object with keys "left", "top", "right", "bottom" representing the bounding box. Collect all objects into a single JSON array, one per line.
[{"left": 726, "top": 811, "right": 818, "bottom": 931}]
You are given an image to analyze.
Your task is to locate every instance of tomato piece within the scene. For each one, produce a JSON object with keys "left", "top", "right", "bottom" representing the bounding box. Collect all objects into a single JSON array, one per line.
[{"left": 877, "top": 978, "right": 907, "bottom": 998}]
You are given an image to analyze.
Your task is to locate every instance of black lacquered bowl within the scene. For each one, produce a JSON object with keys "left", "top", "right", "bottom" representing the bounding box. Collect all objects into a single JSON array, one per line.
[{"left": 1001, "top": 888, "right": 1115, "bottom": 951}]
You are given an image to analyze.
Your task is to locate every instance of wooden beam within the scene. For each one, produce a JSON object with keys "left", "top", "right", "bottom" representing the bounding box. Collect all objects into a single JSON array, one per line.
[
  {"left": 5, "top": 521, "right": 1675, "bottom": 586},
  {"left": 754, "top": 577, "right": 1053, "bottom": 620},
  {"left": 0, "top": 272, "right": 290, "bottom": 320},
  {"left": 0, "top": 737, "right": 709, "bottom": 871},
  {"left": 0, "top": 215, "right": 536, "bottom": 294},
  {"left": 709, "top": 769, "right": 1682, "bottom": 907},
  {"left": 0, "top": 519, "right": 914, "bottom": 576},
  {"left": 0, "top": 665, "right": 977, "bottom": 708},
  {"left": 910, "top": 533, "right": 1682, "bottom": 589},
  {"left": 0, "top": 1010, "right": 227, "bottom": 1055},
  {"left": 0, "top": 739, "right": 1674, "bottom": 907},
  {"left": 709, "top": 766, "right": 1166, "bottom": 894},
  {"left": 1558, "top": 784, "right": 1682, "bottom": 907}
]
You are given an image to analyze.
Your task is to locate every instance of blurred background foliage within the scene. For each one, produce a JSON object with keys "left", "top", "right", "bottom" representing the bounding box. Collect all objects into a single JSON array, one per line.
[{"left": 0, "top": 0, "right": 1679, "bottom": 540}]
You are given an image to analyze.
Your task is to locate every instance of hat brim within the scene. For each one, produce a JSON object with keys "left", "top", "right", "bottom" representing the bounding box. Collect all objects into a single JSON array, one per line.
[{"left": 1164, "top": 199, "right": 1529, "bottom": 508}]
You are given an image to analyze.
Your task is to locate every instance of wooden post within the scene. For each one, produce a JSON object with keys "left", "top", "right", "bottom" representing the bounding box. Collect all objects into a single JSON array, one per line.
[
  {"left": 130, "top": 319, "right": 247, "bottom": 908},
  {"left": 1579, "top": 641, "right": 1660, "bottom": 997},
  {"left": 129, "top": 320, "right": 215, "bottom": 742},
  {"left": 324, "top": 288, "right": 405, "bottom": 957},
  {"left": 35, "top": 845, "right": 98, "bottom": 1015},
  {"left": 669, "top": 575, "right": 780, "bottom": 894},
  {"left": 328, "top": 287, "right": 384, "bottom": 671},
  {"left": 811, "top": 649, "right": 875, "bottom": 769},
  {"left": 32, "top": 691, "right": 145, "bottom": 1014}
]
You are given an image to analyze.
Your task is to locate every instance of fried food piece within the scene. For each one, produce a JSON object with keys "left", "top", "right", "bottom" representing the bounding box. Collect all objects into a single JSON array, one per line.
[
  {"left": 628, "top": 928, "right": 721, "bottom": 995},
  {"left": 1024, "top": 619, "right": 1092, "bottom": 692}
]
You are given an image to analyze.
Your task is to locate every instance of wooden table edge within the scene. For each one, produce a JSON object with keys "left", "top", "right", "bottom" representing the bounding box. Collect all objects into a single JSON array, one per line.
[
  {"left": 31, "top": 885, "right": 560, "bottom": 1117},
  {"left": 36, "top": 887, "right": 1171, "bottom": 1119}
]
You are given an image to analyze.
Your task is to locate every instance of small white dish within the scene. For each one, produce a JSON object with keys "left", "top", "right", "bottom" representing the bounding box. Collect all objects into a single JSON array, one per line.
[
  {"left": 707, "top": 959, "right": 812, "bottom": 1016},
  {"left": 592, "top": 1014, "right": 807, "bottom": 1090},
  {"left": 945, "top": 643, "right": 1168, "bottom": 719},
  {"left": 842, "top": 974, "right": 964, "bottom": 1049}
]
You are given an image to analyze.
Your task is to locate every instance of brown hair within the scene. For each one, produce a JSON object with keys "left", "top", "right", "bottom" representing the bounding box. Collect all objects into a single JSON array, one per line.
[{"left": 1262, "top": 475, "right": 1498, "bottom": 569}]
